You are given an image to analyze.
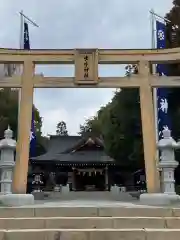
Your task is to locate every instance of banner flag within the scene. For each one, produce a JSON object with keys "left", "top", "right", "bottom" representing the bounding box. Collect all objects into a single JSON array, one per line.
[
  {"left": 24, "top": 21, "right": 36, "bottom": 157},
  {"left": 156, "top": 20, "right": 171, "bottom": 139}
]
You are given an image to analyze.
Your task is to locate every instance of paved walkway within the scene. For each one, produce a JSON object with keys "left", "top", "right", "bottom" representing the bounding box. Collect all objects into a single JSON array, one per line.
[{"left": 26, "top": 199, "right": 164, "bottom": 208}]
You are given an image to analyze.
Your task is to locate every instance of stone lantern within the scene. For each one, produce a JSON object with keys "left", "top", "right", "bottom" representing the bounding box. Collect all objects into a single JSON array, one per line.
[
  {"left": 0, "top": 126, "right": 16, "bottom": 194},
  {"left": 0, "top": 126, "right": 34, "bottom": 206},
  {"left": 140, "top": 129, "right": 180, "bottom": 205},
  {"left": 158, "top": 129, "right": 180, "bottom": 195}
]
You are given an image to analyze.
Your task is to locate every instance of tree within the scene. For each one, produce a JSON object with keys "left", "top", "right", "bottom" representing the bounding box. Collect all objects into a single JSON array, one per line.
[
  {"left": 78, "top": 116, "right": 102, "bottom": 138},
  {"left": 0, "top": 88, "right": 18, "bottom": 139},
  {"left": 33, "top": 106, "right": 43, "bottom": 138},
  {"left": 0, "top": 88, "right": 45, "bottom": 156},
  {"left": 56, "top": 121, "right": 68, "bottom": 136},
  {"left": 0, "top": 89, "right": 43, "bottom": 139},
  {"left": 78, "top": 88, "right": 144, "bottom": 169},
  {"left": 104, "top": 89, "right": 143, "bottom": 167}
]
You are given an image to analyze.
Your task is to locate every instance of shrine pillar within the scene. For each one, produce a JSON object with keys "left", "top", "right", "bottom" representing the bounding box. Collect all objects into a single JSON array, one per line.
[
  {"left": 1, "top": 60, "right": 35, "bottom": 206},
  {"left": 13, "top": 61, "right": 34, "bottom": 194},
  {"left": 139, "top": 61, "right": 160, "bottom": 193}
]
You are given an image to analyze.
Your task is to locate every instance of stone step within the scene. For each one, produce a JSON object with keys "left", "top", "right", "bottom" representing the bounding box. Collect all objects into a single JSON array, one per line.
[
  {"left": 0, "top": 216, "right": 180, "bottom": 230},
  {"left": 34, "top": 191, "right": 135, "bottom": 201},
  {"left": 0, "top": 229, "right": 180, "bottom": 240},
  {"left": 0, "top": 206, "right": 179, "bottom": 218}
]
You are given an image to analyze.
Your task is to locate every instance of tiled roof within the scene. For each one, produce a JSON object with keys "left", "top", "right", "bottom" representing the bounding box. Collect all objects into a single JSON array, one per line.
[{"left": 31, "top": 135, "right": 114, "bottom": 163}]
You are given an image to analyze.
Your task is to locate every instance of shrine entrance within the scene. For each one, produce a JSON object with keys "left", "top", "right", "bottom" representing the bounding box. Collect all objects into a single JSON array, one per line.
[
  {"left": 0, "top": 47, "right": 180, "bottom": 194},
  {"left": 73, "top": 168, "right": 106, "bottom": 191}
]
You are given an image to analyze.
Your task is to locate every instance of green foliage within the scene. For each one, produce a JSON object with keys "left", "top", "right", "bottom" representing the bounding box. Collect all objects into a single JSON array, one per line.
[
  {"left": 0, "top": 88, "right": 45, "bottom": 156},
  {"left": 79, "top": 89, "right": 144, "bottom": 168},
  {"left": 56, "top": 121, "right": 68, "bottom": 136},
  {"left": 0, "top": 88, "right": 18, "bottom": 139},
  {"left": 79, "top": 116, "right": 102, "bottom": 138},
  {"left": 104, "top": 89, "right": 143, "bottom": 168},
  {"left": 33, "top": 105, "right": 43, "bottom": 138}
]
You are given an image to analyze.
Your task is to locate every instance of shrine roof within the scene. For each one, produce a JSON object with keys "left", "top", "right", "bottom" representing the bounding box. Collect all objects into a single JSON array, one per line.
[{"left": 31, "top": 135, "right": 114, "bottom": 163}]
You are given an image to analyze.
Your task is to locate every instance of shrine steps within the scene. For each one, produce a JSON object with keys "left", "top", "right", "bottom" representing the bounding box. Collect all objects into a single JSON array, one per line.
[
  {"left": 0, "top": 206, "right": 180, "bottom": 239},
  {"left": 0, "top": 229, "right": 179, "bottom": 240},
  {"left": 0, "top": 216, "right": 180, "bottom": 229},
  {"left": 34, "top": 191, "right": 135, "bottom": 201}
]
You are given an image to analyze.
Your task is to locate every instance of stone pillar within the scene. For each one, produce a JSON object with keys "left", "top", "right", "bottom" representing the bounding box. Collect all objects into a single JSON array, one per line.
[
  {"left": 140, "top": 129, "right": 180, "bottom": 205},
  {"left": 158, "top": 129, "right": 179, "bottom": 195},
  {"left": 0, "top": 127, "right": 16, "bottom": 194}
]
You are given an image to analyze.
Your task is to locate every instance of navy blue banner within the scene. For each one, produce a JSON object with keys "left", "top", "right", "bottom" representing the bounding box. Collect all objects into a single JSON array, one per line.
[
  {"left": 24, "top": 21, "right": 36, "bottom": 157},
  {"left": 156, "top": 20, "right": 171, "bottom": 139}
]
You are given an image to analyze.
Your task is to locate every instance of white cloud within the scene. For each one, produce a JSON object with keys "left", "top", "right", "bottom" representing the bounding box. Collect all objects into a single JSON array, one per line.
[
  {"left": 41, "top": 105, "right": 102, "bottom": 136},
  {"left": 34, "top": 88, "right": 115, "bottom": 135},
  {"left": 0, "top": 0, "right": 173, "bottom": 135},
  {"left": 42, "top": 108, "right": 68, "bottom": 135}
]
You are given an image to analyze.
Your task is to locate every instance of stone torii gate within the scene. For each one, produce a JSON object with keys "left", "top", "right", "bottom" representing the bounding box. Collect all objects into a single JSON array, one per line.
[{"left": 0, "top": 47, "right": 180, "bottom": 198}]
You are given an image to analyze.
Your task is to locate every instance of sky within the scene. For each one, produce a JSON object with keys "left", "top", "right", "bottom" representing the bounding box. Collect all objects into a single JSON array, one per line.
[{"left": 0, "top": 0, "right": 173, "bottom": 136}]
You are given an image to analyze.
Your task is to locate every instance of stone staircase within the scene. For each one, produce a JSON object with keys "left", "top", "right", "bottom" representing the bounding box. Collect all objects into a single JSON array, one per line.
[
  {"left": 0, "top": 205, "right": 180, "bottom": 239},
  {"left": 35, "top": 190, "right": 135, "bottom": 201}
]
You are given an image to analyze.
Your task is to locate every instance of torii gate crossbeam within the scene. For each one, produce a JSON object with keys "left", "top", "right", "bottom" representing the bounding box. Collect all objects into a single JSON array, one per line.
[{"left": 1, "top": 47, "right": 180, "bottom": 194}]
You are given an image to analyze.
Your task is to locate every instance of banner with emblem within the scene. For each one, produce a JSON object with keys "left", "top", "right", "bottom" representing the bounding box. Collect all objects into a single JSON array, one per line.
[
  {"left": 24, "top": 21, "right": 36, "bottom": 157},
  {"left": 156, "top": 20, "right": 171, "bottom": 139}
]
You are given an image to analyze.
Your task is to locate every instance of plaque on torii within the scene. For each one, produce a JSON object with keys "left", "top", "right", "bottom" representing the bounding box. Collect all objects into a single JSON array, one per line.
[{"left": 74, "top": 49, "right": 98, "bottom": 84}]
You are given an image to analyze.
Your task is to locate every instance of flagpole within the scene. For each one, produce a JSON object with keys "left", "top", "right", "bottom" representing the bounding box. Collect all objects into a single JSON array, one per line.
[
  {"left": 19, "top": 10, "right": 24, "bottom": 49},
  {"left": 150, "top": 9, "right": 162, "bottom": 192},
  {"left": 18, "top": 11, "right": 39, "bottom": 130},
  {"left": 17, "top": 10, "right": 24, "bottom": 131},
  {"left": 150, "top": 9, "right": 159, "bottom": 146}
]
